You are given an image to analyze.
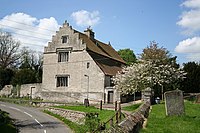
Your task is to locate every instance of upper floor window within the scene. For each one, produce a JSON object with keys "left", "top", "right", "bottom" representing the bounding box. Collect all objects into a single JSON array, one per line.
[
  {"left": 58, "top": 52, "right": 69, "bottom": 62},
  {"left": 62, "top": 35, "right": 69, "bottom": 43}
]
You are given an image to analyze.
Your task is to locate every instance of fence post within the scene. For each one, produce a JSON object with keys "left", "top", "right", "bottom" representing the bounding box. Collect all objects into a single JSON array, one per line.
[
  {"left": 100, "top": 100, "right": 102, "bottom": 110},
  {"left": 116, "top": 111, "right": 118, "bottom": 124},
  {"left": 118, "top": 102, "right": 122, "bottom": 122},
  {"left": 110, "top": 118, "right": 113, "bottom": 127},
  {"left": 115, "top": 101, "right": 117, "bottom": 111}
]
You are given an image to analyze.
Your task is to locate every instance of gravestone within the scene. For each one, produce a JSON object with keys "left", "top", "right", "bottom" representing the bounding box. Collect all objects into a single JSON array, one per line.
[
  {"left": 164, "top": 90, "right": 184, "bottom": 116},
  {"left": 142, "top": 87, "right": 154, "bottom": 103},
  {"left": 196, "top": 94, "right": 200, "bottom": 103}
]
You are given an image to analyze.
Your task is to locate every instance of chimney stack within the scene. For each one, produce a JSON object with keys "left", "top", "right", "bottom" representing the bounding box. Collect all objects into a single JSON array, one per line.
[{"left": 84, "top": 26, "right": 95, "bottom": 39}]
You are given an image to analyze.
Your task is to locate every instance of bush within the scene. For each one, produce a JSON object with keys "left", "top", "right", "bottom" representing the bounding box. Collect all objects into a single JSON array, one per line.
[{"left": 85, "top": 112, "right": 100, "bottom": 132}]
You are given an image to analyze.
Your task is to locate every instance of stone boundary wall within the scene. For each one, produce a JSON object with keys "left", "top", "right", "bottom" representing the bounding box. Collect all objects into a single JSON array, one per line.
[
  {"left": 20, "top": 83, "right": 42, "bottom": 98},
  {"left": 119, "top": 101, "right": 151, "bottom": 133},
  {"left": 31, "top": 101, "right": 68, "bottom": 107},
  {"left": 45, "top": 107, "right": 86, "bottom": 124},
  {"left": 0, "top": 85, "right": 12, "bottom": 96}
]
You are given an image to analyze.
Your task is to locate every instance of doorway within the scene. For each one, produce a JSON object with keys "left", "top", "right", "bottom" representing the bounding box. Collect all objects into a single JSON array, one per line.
[{"left": 108, "top": 91, "right": 114, "bottom": 103}]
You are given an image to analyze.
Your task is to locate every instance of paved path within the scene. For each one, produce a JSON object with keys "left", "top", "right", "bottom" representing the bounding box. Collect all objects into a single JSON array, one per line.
[{"left": 0, "top": 101, "right": 72, "bottom": 133}]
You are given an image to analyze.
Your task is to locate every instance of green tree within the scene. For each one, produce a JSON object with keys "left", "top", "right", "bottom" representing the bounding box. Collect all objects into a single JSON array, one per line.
[
  {"left": 0, "top": 68, "right": 14, "bottom": 90},
  {"left": 19, "top": 48, "right": 43, "bottom": 83},
  {"left": 11, "top": 69, "right": 37, "bottom": 86},
  {"left": 118, "top": 48, "right": 136, "bottom": 65},
  {"left": 181, "top": 62, "right": 200, "bottom": 93}
]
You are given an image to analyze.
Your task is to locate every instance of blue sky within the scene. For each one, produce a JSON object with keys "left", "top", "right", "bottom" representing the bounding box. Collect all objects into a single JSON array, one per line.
[{"left": 1, "top": 0, "right": 200, "bottom": 64}]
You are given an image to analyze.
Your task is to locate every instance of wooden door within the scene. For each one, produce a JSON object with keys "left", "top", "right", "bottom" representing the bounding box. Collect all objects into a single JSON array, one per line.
[{"left": 108, "top": 91, "right": 113, "bottom": 103}]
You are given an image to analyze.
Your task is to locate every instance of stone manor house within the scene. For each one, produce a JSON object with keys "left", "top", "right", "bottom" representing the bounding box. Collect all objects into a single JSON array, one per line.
[{"left": 0, "top": 21, "right": 126, "bottom": 103}]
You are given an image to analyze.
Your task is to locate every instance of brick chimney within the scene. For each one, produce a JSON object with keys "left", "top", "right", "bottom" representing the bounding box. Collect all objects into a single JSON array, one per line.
[{"left": 84, "top": 27, "right": 95, "bottom": 39}]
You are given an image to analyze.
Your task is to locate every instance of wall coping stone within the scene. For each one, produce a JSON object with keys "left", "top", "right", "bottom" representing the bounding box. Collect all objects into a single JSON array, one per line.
[{"left": 119, "top": 101, "right": 150, "bottom": 133}]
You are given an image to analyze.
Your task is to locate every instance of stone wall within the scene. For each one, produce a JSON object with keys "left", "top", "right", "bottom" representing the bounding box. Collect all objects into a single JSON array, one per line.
[
  {"left": 20, "top": 83, "right": 42, "bottom": 98},
  {"left": 45, "top": 107, "right": 86, "bottom": 124},
  {"left": 0, "top": 85, "right": 12, "bottom": 96},
  {"left": 40, "top": 91, "right": 103, "bottom": 104},
  {"left": 119, "top": 101, "right": 151, "bottom": 133}
]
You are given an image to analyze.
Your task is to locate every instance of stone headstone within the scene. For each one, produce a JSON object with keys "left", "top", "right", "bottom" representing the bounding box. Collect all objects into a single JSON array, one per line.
[
  {"left": 164, "top": 90, "right": 184, "bottom": 116},
  {"left": 142, "top": 87, "right": 153, "bottom": 102},
  {"left": 196, "top": 94, "right": 200, "bottom": 103}
]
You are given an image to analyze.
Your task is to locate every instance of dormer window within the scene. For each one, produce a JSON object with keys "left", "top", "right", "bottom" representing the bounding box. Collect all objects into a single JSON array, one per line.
[{"left": 62, "top": 35, "right": 68, "bottom": 43}]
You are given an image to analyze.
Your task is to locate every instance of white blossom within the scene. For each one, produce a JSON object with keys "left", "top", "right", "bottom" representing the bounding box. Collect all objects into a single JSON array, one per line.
[{"left": 113, "top": 60, "right": 187, "bottom": 95}]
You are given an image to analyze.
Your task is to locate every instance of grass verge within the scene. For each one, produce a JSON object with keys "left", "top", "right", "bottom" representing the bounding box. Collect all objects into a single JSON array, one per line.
[
  {"left": 44, "top": 106, "right": 116, "bottom": 132},
  {"left": 0, "top": 110, "right": 17, "bottom": 133},
  {"left": 141, "top": 101, "right": 200, "bottom": 133},
  {"left": 122, "top": 103, "right": 142, "bottom": 112}
]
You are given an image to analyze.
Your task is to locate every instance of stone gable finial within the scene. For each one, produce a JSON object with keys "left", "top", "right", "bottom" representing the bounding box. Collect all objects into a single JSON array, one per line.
[
  {"left": 63, "top": 20, "right": 69, "bottom": 27},
  {"left": 87, "top": 26, "right": 92, "bottom": 31},
  {"left": 108, "top": 41, "right": 111, "bottom": 46}
]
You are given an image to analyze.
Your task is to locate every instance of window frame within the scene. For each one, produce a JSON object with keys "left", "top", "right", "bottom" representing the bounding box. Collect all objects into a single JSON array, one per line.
[
  {"left": 56, "top": 75, "right": 70, "bottom": 87},
  {"left": 61, "top": 35, "right": 69, "bottom": 44},
  {"left": 58, "top": 51, "right": 69, "bottom": 62}
]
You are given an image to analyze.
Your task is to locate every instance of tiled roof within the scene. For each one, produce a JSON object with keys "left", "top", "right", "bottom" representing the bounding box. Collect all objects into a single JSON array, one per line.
[
  {"left": 78, "top": 32, "right": 126, "bottom": 76},
  {"left": 79, "top": 32, "right": 126, "bottom": 64},
  {"left": 95, "top": 60, "right": 122, "bottom": 76}
]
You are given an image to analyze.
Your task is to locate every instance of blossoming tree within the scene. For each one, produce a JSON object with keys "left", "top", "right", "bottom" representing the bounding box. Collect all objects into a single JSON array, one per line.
[{"left": 113, "top": 60, "right": 186, "bottom": 99}]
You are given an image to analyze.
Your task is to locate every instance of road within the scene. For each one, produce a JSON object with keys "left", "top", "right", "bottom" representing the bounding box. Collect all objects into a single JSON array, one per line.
[{"left": 0, "top": 101, "right": 72, "bottom": 133}]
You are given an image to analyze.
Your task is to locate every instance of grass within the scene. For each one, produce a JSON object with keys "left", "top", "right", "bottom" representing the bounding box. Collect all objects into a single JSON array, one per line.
[
  {"left": 45, "top": 105, "right": 116, "bottom": 132},
  {"left": 141, "top": 101, "right": 200, "bottom": 133},
  {"left": 47, "top": 103, "right": 142, "bottom": 132},
  {"left": 0, "top": 110, "right": 17, "bottom": 133},
  {"left": 54, "top": 105, "right": 115, "bottom": 123},
  {"left": 122, "top": 103, "right": 142, "bottom": 112}
]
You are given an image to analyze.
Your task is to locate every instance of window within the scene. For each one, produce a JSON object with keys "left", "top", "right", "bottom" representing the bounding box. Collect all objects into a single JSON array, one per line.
[
  {"left": 87, "top": 62, "right": 90, "bottom": 68},
  {"left": 56, "top": 76, "right": 69, "bottom": 87},
  {"left": 105, "top": 76, "right": 114, "bottom": 87},
  {"left": 62, "top": 35, "right": 68, "bottom": 43},
  {"left": 58, "top": 52, "right": 69, "bottom": 62}
]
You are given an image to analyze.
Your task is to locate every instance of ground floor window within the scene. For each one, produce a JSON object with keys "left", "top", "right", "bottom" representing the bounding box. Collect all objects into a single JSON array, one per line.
[{"left": 56, "top": 76, "right": 69, "bottom": 87}]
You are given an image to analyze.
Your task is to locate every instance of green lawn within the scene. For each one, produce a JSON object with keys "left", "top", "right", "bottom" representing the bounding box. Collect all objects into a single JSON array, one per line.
[
  {"left": 122, "top": 103, "right": 142, "bottom": 112},
  {"left": 141, "top": 101, "right": 200, "bottom": 133}
]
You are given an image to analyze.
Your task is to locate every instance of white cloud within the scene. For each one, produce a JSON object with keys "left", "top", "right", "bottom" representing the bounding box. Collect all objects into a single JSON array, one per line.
[
  {"left": 177, "top": 10, "right": 200, "bottom": 35},
  {"left": 182, "top": 0, "right": 200, "bottom": 9},
  {"left": 176, "top": 0, "right": 200, "bottom": 62},
  {"left": 0, "top": 13, "right": 59, "bottom": 51},
  {"left": 177, "top": 0, "right": 200, "bottom": 35},
  {"left": 175, "top": 36, "right": 200, "bottom": 61},
  {"left": 71, "top": 10, "right": 100, "bottom": 27},
  {"left": 175, "top": 37, "right": 200, "bottom": 53}
]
